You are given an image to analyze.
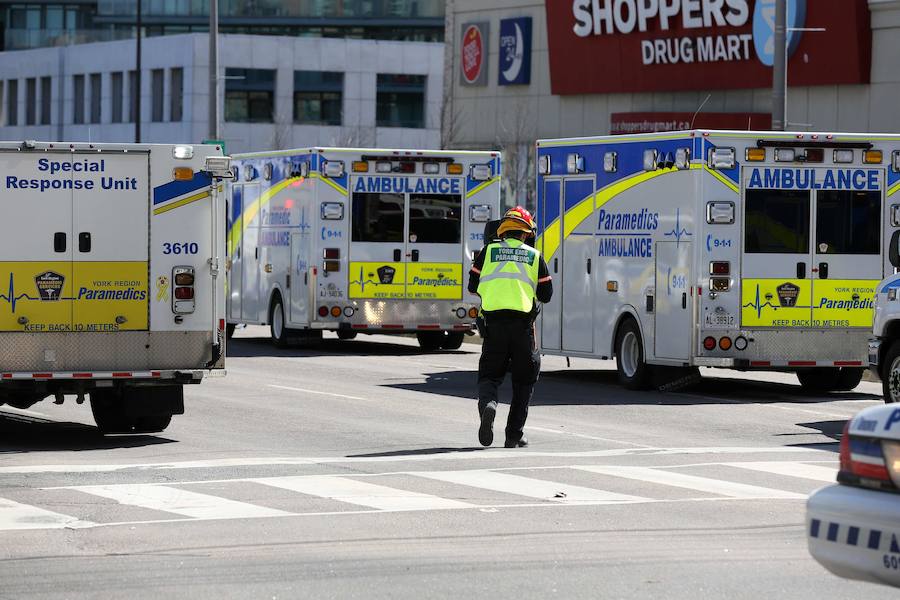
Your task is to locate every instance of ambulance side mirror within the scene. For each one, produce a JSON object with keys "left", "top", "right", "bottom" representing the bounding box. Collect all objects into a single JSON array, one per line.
[{"left": 890, "top": 230, "right": 900, "bottom": 269}]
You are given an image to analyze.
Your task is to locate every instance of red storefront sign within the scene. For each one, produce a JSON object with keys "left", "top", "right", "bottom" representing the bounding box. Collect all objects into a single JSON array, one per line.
[
  {"left": 461, "top": 24, "right": 486, "bottom": 85},
  {"left": 610, "top": 112, "right": 772, "bottom": 134},
  {"left": 545, "top": 0, "right": 871, "bottom": 95}
]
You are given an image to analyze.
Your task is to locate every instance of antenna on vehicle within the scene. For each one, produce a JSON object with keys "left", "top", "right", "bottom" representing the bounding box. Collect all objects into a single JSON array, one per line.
[{"left": 690, "top": 94, "right": 712, "bottom": 129}]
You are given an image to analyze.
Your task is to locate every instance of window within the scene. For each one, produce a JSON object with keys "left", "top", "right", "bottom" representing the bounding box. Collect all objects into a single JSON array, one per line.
[
  {"left": 128, "top": 70, "right": 138, "bottom": 123},
  {"left": 745, "top": 189, "right": 810, "bottom": 254},
  {"left": 73, "top": 74, "right": 84, "bottom": 124},
  {"left": 40, "top": 76, "right": 51, "bottom": 125},
  {"left": 111, "top": 72, "right": 123, "bottom": 123},
  {"left": 376, "top": 74, "right": 425, "bottom": 128},
  {"left": 170, "top": 67, "right": 183, "bottom": 122},
  {"left": 6, "top": 80, "right": 16, "bottom": 126},
  {"left": 25, "top": 77, "right": 35, "bottom": 125},
  {"left": 225, "top": 68, "right": 275, "bottom": 123},
  {"left": 89, "top": 73, "right": 101, "bottom": 123},
  {"left": 815, "top": 191, "right": 881, "bottom": 255},
  {"left": 151, "top": 68, "right": 164, "bottom": 122},
  {"left": 293, "top": 71, "right": 342, "bottom": 125},
  {"left": 352, "top": 193, "right": 404, "bottom": 243},
  {"left": 409, "top": 194, "right": 461, "bottom": 244}
]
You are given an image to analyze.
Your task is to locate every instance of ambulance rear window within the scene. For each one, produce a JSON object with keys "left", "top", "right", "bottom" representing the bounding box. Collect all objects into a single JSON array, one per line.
[
  {"left": 815, "top": 190, "right": 880, "bottom": 255},
  {"left": 745, "top": 189, "right": 810, "bottom": 254},
  {"left": 409, "top": 194, "right": 461, "bottom": 244},
  {"left": 352, "top": 192, "right": 404, "bottom": 243}
]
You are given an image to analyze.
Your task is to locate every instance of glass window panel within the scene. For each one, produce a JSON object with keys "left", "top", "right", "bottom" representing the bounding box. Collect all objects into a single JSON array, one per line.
[
  {"left": 73, "top": 75, "right": 84, "bottom": 124},
  {"left": 151, "top": 68, "right": 164, "bottom": 121},
  {"left": 408, "top": 194, "right": 461, "bottom": 244},
  {"left": 352, "top": 193, "right": 404, "bottom": 243},
  {"left": 111, "top": 72, "right": 123, "bottom": 123},
  {"left": 25, "top": 77, "right": 35, "bottom": 125},
  {"left": 90, "top": 72, "right": 101, "bottom": 123},
  {"left": 46, "top": 7, "right": 64, "bottom": 30},
  {"left": 170, "top": 67, "right": 183, "bottom": 121},
  {"left": 815, "top": 191, "right": 880, "bottom": 255},
  {"left": 128, "top": 70, "right": 138, "bottom": 122},
  {"left": 376, "top": 74, "right": 425, "bottom": 128},
  {"left": 40, "top": 76, "right": 51, "bottom": 125},
  {"left": 745, "top": 189, "right": 810, "bottom": 254}
]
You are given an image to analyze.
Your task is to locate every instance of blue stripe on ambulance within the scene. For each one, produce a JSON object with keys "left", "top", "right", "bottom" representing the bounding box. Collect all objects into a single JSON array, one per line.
[{"left": 153, "top": 172, "right": 212, "bottom": 205}]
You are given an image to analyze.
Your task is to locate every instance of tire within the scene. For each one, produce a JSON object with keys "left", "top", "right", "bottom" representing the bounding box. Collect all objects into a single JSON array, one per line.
[
  {"left": 417, "top": 331, "right": 443, "bottom": 352},
  {"left": 133, "top": 415, "right": 172, "bottom": 433},
  {"left": 90, "top": 391, "right": 134, "bottom": 434},
  {"left": 796, "top": 368, "right": 842, "bottom": 393},
  {"left": 615, "top": 318, "right": 652, "bottom": 390},
  {"left": 337, "top": 330, "right": 357, "bottom": 340},
  {"left": 882, "top": 341, "right": 900, "bottom": 403},
  {"left": 269, "top": 295, "right": 291, "bottom": 348},
  {"left": 226, "top": 323, "right": 236, "bottom": 339},
  {"left": 833, "top": 367, "right": 865, "bottom": 392},
  {"left": 441, "top": 331, "right": 465, "bottom": 350}
]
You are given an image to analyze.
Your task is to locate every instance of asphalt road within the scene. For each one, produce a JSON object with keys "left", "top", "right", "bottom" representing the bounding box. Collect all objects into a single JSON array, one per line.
[{"left": 0, "top": 326, "right": 895, "bottom": 599}]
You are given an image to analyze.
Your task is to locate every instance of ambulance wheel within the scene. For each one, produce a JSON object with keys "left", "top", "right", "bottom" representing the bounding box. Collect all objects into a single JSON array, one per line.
[
  {"left": 417, "top": 331, "right": 443, "bottom": 352},
  {"left": 441, "top": 332, "right": 465, "bottom": 350},
  {"left": 269, "top": 295, "right": 292, "bottom": 348},
  {"left": 615, "top": 319, "right": 651, "bottom": 390},
  {"left": 337, "top": 330, "right": 357, "bottom": 340},
  {"left": 834, "top": 367, "right": 865, "bottom": 392},
  {"left": 133, "top": 415, "right": 172, "bottom": 433},
  {"left": 796, "top": 368, "right": 842, "bottom": 393},
  {"left": 226, "top": 323, "right": 236, "bottom": 339},
  {"left": 90, "top": 391, "right": 133, "bottom": 434},
  {"left": 881, "top": 342, "right": 900, "bottom": 403}
]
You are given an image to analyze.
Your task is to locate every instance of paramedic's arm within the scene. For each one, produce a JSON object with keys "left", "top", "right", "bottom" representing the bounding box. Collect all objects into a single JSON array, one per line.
[
  {"left": 536, "top": 257, "right": 552, "bottom": 303},
  {"left": 468, "top": 248, "right": 486, "bottom": 294}
]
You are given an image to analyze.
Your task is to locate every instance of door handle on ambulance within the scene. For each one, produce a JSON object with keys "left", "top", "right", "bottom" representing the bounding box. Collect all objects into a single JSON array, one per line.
[
  {"left": 393, "top": 249, "right": 402, "bottom": 262},
  {"left": 819, "top": 262, "right": 829, "bottom": 279},
  {"left": 78, "top": 232, "right": 91, "bottom": 253},
  {"left": 553, "top": 258, "right": 558, "bottom": 273},
  {"left": 411, "top": 249, "right": 419, "bottom": 262},
  {"left": 586, "top": 258, "right": 591, "bottom": 274},
  {"left": 53, "top": 232, "right": 66, "bottom": 253},
  {"left": 796, "top": 262, "right": 806, "bottom": 279},
  {"left": 682, "top": 292, "right": 687, "bottom": 310}
]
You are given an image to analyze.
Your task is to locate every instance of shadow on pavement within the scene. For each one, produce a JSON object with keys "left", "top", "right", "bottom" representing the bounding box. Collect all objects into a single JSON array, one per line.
[
  {"left": 227, "top": 336, "right": 474, "bottom": 359},
  {"left": 0, "top": 411, "right": 175, "bottom": 453},
  {"left": 781, "top": 420, "right": 846, "bottom": 453},
  {"left": 347, "top": 446, "right": 486, "bottom": 458}
]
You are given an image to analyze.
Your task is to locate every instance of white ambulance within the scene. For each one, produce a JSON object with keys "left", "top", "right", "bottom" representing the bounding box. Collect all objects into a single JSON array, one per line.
[
  {"left": 226, "top": 147, "right": 501, "bottom": 350},
  {"left": 0, "top": 141, "right": 230, "bottom": 432},
  {"left": 535, "top": 130, "right": 900, "bottom": 391}
]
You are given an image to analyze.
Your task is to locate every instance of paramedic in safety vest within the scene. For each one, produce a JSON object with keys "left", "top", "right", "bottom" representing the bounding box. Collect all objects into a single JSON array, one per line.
[{"left": 468, "top": 206, "right": 552, "bottom": 448}]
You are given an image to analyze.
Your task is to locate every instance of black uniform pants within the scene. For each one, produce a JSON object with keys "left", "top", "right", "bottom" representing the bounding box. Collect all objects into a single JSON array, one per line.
[{"left": 477, "top": 316, "right": 541, "bottom": 443}]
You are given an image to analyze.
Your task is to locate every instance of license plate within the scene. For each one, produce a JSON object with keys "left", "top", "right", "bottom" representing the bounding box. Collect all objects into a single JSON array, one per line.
[{"left": 705, "top": 312, "right": 735, "bottom": 328}]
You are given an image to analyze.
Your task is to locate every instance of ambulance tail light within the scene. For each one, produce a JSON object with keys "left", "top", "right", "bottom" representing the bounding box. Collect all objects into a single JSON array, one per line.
[
  {"left": 323, "top": 248, "right": 340, "bottom": 260},
  {"left": 318, "top": 306, "right": 329, "bottom": 317},
  {"left": 423, "top": 162, "right": 440, "bottom": 174},
  {"left": 707, "top": 148, "right": 735, "bottom": 170},
  {"left": 745, "top": 148, "right": 765, "bottom": 162},
  {"left": 330, "top": 306, "right": 342, "bottom": 318},
  {"left": 398, "top": 162, "right": 415, "bottom": 174},
  {"left": 456, "top": 307, "right": 467, "bottom": 319},
  {"left": 892, "top": 151, "right": 900, "bottom": 173},
  {"left": 173, "top": 167, "right": 194, "bottom": 180},
  {"left": 718, "top": 336, "right": 732, "bottom": 351},
  {"left": 710, "top": 278, "right": 730, "bottom": 292},
  {"left": 376, "top": 161, "right": 393, "bottom": 173},
  {"left": 323, "top": 260, "right": 340, "bottom": 273},
  {"left": 172, "top": 266, "right": 195, "bottom": 314},
  {"left": 470, "top": 164, "right": 492, "bottom": 181},
  {"left": 864, "top": 150, "right": 883, "bottom": 164},
  {"left": 833, "top": 149, "right": 854, "bottom": 164},
  {"left": 706, "top": 201, "right": 735, "bottom": 224},
  {"left": 468, "top": 307, "right": 479, "bottom": 318},
  {"left": 774, "top": 148, "right": 796, "bottom": 162},
  {"left": 321, "top": 160, "right": 345, "bottom": 178},
  {"left": 803, "top": 148, "right": 824, "bottom": 163},
  {"left": 352, "top": 161, "right": 369, "bottom": 173},
  {"left": 448, "top": 162, "right": 464, "bottom": 175},
  {"left": 343, "top": 306, "right": 355, "bottom": 317},
  {"left": 709, "top": 261, "right": 730, "bottom": 276},
  {"left": 703, "top": 336, "right": 716, "bottom": 351}
]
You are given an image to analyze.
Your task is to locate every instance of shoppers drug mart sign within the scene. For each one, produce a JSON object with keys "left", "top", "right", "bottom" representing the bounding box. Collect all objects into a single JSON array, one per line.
[
  {"left": 460, "top": 22, "right": 489, "bottom": 86},
  {"left": 545, "top": 0, "right": 870, "bottom": 94}
]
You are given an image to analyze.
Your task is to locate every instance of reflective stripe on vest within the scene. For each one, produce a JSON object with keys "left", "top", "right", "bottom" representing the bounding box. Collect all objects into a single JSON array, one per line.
[{"left": 477, "top": 239, "right": 540, "bottom": 313}]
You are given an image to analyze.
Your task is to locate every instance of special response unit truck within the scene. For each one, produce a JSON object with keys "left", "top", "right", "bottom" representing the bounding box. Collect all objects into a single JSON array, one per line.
[
  {"left": 226, "top": 148, "right": 501, "bottom": 350},
  {"left": 535, "top": 130, "right": 900, "bottom": 391},
  {"left": 0, "top": 141, "right": 231, "bottom": 432}
]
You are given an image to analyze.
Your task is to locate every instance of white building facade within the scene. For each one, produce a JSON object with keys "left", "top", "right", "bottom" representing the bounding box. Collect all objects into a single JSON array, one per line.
[{"left": 0, "top": 33, "right": 444, "bottom": 153}]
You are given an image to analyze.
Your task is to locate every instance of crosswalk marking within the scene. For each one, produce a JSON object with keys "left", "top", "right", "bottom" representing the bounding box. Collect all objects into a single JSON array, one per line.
[
  {"left": 0, "top": 497, "right": 91, "bottom": 530},
  {"left": 71, "top": 484, "right": 293, "bottom": 520},
  {"left": 573, "top": 466, "right": 807, "bottom": 499},
  {"left": 412, "top": 470, "right": 646, "bottom": 504},
  {"left": 725, "top": 461, "right": 838, "bottom": 483},
  {"left": 253, "top": 476, "right": 475, "bottom": 511}
]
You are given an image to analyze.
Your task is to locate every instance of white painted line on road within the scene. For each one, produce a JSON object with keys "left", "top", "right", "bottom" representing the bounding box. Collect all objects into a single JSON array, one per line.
[
  {"left": 70, "top": 484, "right": 293, "bottom": 520},
  {"left": 574, "top": 466, "right": 807, "bottom": 500},
  {"left": 267, "top": 384, "right": 365, "bottom": 401},
  {"left": 255, "top": 475, "right": 474, "bottom": 511},
  {"left": 724, "top": 461, "right": 838, "bottom": 483},
  {"left": 0, "top": 497, "right": 92, "bottom": 530},
  {"left": 526, "top": 425, "right": 657, "bottom": 448},
  {"left": 6, "top": 447, "right": 824, "bottom": 475},
  {"left": 412, "top": 470, "right": 646, "bottom": 504}
]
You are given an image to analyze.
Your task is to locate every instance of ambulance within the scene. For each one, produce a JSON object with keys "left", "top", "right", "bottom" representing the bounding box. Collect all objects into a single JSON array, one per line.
[
  {"left": 226, "top": 148, "right": 501, "bottom": 350},
  {"left": 0, "top": 140, "right": 231, "bottom": 432},
  {"left": 535, "top": 130, "right": 900, "bottom": 391}
]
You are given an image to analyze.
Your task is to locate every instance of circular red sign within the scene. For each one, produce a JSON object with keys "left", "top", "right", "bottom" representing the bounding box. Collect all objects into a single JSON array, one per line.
[{"left": 461, "top": 25, "right": 483, "bottom": 84}]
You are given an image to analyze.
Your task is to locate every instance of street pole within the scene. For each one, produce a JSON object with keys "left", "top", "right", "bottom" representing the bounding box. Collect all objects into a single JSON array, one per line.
[
  {"left": 209, "top": 0, "right": 220, "bottom": 140},
  {"left": 771, "top": 0, "right": 786, "bottom": 131},
  {"left": 135, "top": 0, "right": 142, "bottom": 142}
]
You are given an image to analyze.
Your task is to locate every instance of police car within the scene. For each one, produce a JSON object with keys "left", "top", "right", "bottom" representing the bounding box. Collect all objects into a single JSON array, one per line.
[{"left": 807, "top": 404, "right": 900, "bottom": 588}]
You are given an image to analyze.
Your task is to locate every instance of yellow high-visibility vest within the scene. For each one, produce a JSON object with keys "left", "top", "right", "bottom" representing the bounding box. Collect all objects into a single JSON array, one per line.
[{"left": 477, "top": 238, "right": 540, "bottom": 313}]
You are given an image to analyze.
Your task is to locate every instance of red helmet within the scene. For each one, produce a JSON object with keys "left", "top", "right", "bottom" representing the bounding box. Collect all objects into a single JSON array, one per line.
[{"left": 498, "top": 206, "right": 536, "bottom": 236}]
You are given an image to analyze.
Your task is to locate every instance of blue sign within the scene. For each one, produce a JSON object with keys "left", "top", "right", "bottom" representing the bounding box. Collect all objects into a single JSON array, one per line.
[
  {"left": 498, "top": 17, "right": 531, "bottom": 86},
  {"left": 753, "top": 0, "right": 807, "bottom": 67},
  {"left": 747, "top": 168, "right": 881, "bottom": 191},
  {"left": 353, "top": 176, "right": 461, "bottom": 195}
]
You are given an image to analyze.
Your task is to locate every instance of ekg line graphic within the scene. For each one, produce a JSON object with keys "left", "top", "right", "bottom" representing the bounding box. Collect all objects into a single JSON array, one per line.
[
  {"left": 742, "top": 284, "right": 810, "bottom": 319},
  {"left": 663, "top": 208, "right": 692, "bottom": 243},
  {"left": 349, "top": 267, "right": 380, "bottom": 293},
  {"left": 0, "top": 273, "right": 73, "bottom": 314}
]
